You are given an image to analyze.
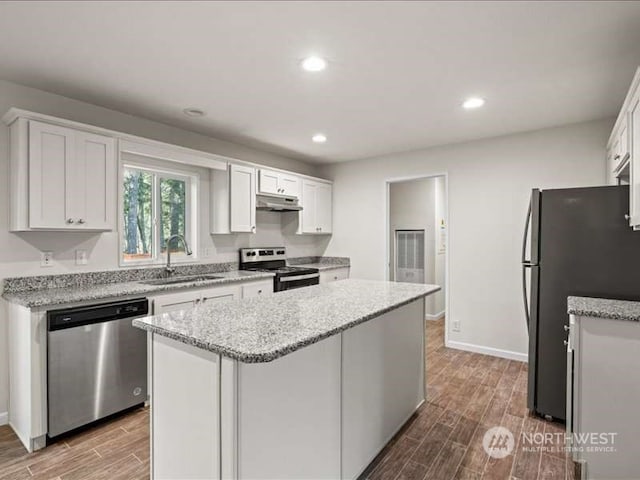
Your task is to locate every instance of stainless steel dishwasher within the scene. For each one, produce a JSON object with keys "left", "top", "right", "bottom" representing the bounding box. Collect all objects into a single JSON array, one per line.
[{"left": 47, "top": 298, "right": 148, "bottom": 438}]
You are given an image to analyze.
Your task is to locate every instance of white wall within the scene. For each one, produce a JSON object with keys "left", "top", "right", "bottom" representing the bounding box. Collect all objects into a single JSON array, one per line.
[
  {"left": 321, "top": 118, "right": 612, "bottom": 360},
  {"left": 0, "top": 79, "right": 325, "bottom": 419}
]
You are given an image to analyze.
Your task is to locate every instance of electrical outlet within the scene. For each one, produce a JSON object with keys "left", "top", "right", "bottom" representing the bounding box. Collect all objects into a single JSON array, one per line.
[
  {"left": 452, "top": 320, "right": 461, "bottom": 332},
  {"left": 76, "top": 249, "right": 88, "bottom": 266},
  {"left": 40, "top": 251, "right": 53, "bottom": 267}
]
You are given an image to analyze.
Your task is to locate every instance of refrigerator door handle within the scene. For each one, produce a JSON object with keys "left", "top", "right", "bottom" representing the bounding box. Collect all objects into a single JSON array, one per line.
[
  {"left": 523, "top": 263, "right": 531, "bottom": 329},
  {"left": 522, "top": 198, "right": 532, "bottom": 264}
]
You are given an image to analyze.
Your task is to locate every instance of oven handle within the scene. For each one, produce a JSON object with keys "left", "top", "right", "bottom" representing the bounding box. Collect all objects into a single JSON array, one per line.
[{"left": 279, "top": 273, "right": 320, "bottom": 282}]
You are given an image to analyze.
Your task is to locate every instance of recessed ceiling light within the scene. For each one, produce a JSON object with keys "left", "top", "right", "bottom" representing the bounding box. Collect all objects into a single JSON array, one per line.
[
  {"left": 462, "top": 97, "right": 485, "bottom": 109},
  {"left": 312, "top": 133, "right": 327, "bottom": 143},
  {"left": 183, "top": 108, "right": 206, "bottom": 117},
  {"left": 301, "top": 56, "right": 327, "bottom": 72}
]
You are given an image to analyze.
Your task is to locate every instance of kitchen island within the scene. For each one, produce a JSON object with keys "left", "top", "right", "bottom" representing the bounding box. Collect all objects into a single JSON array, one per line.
[{"left": 134, "top": 279, "right": 439, "bottom": 480}]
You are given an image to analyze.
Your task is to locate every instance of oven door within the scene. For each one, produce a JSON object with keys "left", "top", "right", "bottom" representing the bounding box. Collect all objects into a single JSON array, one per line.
[{"left": 277, "top": 273, "right": 320, "bottom": 291}]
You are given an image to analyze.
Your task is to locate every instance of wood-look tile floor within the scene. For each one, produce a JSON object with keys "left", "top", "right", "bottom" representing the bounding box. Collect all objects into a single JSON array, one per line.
[
  {"left": 363, "top": 318, "right": 573, "bottom": 480},
  {"left": 0, "top": 406, "right": 149, "bottom": 480},
  {"left": 0, "top": 318, "right": 570, "bottom": 480}
]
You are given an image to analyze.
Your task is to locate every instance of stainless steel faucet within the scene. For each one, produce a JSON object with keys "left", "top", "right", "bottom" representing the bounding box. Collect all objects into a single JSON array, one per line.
[{"left": 165, "top": 234, "right": 193, "bottom": 275}]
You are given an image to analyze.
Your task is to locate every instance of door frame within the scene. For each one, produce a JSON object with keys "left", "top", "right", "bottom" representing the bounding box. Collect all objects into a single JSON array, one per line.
[{"left": 384, "top": 173, "right": 450, "bottom": 346}]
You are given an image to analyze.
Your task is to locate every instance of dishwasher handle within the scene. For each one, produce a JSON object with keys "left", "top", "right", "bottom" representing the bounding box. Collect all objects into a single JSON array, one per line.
[{"left": 48, "top": 298, "right": 149, "bottom": 331}]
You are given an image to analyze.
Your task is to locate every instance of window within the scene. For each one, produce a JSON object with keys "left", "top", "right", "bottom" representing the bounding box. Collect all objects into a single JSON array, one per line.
[{"left": 121, "top": 165, "right": 197, "bottom": 264}]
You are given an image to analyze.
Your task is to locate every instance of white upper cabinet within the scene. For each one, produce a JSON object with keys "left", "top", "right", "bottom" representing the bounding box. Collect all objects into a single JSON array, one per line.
[
  {"left": 299, "top": 179, "right": 333, "bottom": 234},
  {"left": 10, "top": 119, "right": 116, "bottom": 231},
  {"left": 230, "top": 164, "right": 256, "bottom": 233},
  {"left": 258, "top": 169, "right": 300, "bottom": 197},
  {"left": 607, "top": 67, "right": 640, "bottom": 228},
  {"left": 629, "top": 90, "right": 640, "bottom": 227},
  {"left": 211, "top": 163, "right": 257, "bottom": 234}
]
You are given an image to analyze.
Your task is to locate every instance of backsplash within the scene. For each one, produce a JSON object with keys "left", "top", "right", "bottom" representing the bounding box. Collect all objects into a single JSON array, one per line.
[{"left": 2, "top": 256, "right": 350, "bottom": 293}]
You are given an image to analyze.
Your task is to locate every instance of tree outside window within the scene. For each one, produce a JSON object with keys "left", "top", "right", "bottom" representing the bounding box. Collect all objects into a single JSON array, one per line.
[{"left": 122, "top": 166, "right": 195, "bottom": 263}]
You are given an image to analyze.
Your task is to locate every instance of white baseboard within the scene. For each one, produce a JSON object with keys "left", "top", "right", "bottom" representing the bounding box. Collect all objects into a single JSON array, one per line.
[
  {"left": 0, "top": 412, "right": 8, "bottom": 426},
  {"left": 445, "top": 340, "right": 528, "bottom": 362},
  {"left": 425, "top": 310, "right": 445, "bottom": 321}
]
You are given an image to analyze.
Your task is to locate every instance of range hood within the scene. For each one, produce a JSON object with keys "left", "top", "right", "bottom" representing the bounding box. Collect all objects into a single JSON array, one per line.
[{"left": 256, "top": 194, "right": 303, "bottom": 212}]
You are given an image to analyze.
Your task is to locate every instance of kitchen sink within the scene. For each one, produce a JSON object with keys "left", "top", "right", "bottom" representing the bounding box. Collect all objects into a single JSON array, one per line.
[{"left": 140, "top": 274, "right": 224, "bottom": 286}]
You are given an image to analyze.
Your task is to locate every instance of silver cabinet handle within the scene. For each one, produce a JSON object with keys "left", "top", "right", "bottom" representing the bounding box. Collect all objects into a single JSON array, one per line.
[
  {"left": 251, "top": 226, "right": 256, "bottom": 231},
  {"left": 196, "top": 298, "right": 201, "bottom": 304},
  {"left": 77, "top": 219, "right": 85, "bottom": 224},
  {"left": 564, "top": 340, "right": 569, "bottom": 346},
  {"left": 258, "top": 289, "right": 262, "bottom": 294},
  {"left": 67, "top": 218, "right": 74, "bottom": 224},
  {"left": 564, "top": 325, "right": 570, "bottom": 331},
  {"left": 625, "top": 214, "right": 631, "bottom": 220},
  {"left": 615, "top": 154, "right": 621, "bottom": 160}
]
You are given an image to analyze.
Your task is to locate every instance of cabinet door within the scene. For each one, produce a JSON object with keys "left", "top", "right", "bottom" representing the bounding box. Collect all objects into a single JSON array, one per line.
[
  {"left": 230, "top": 164, "right": 256, "bottom": 233},
  {"left": 630, "top": 94, "right": 640, "bottom": 227},
  {"left": 154, "top": 292, "right": 199, "bottom": 314},
  {"left": 316, "top": 183, "right": 333, "bottom": 234},
  {"left": 279, "top": 175, "right": 300, "bottom": 197},
  {"left": 70, "top": 132, "right": 116, "bottom": 230},
  {"left": 242, "top": 281, "right": 274, "bottom": 298},
  {"left": 620, "top": 121, "right": 630, "bottom": 162},
  {"left": 28, "top": 121, "right": 75, "bottom": 229},
  {"left": 300, "top": 181, "right": 318, "bottom": 234},
  {"left": 320, "top": 267, "right": 350, "bottom": 284},
  {"left": 258, "top": 169, "right": 280, "bottom": 195},
  {"left": 201, "top": 291, "right": 236, "bottom": 305}
]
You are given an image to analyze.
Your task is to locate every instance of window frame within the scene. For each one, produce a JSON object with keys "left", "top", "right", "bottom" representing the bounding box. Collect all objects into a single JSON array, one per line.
[{"left": 119, "top": 160, "right": 199, "bottom": 267}]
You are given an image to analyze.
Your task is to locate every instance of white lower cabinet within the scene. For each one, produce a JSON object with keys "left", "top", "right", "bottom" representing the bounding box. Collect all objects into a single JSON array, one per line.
[
  {"left": 241, "top": 280, "right": 274, "bottom": 298},
  {"left": 153, "top": 285, "right": 239, "bottom": 314},
  {"left": 569, "top": 314, "right": 640, "bottom": 479},
  {"left": 319, "top": 267, "right": 350, "bottom": 284}
]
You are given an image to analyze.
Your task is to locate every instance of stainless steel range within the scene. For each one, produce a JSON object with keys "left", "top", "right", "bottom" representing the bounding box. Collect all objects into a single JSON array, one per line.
[{"left": 239, "top": 247, "right": 319, "bottom": 292}]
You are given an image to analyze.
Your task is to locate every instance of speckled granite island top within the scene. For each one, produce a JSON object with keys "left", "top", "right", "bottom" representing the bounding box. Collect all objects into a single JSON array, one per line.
[
  {"left": 134, "top": 279, "right": 439, "bottom": 363},
  {"left": 568, "top": 296, "right": 640, "bottom": 322}
]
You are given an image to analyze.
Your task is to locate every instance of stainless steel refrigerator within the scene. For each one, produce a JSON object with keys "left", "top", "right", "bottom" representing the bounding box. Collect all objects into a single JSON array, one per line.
[{"left": 523, "top": 185, "right": 640, "bottom": 422}]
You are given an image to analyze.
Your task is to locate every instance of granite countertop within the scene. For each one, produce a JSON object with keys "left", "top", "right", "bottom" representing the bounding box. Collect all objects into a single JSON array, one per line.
[
  {"left": 568, "top": 296, "right": 640, "bottom": 322},
  {"left": 133, "top": 279, "right": 439, "bottom": 363},
  {"left": 3, "top": 270, "right": 275, "bottom": 308},
  {"left": 297, "top": 262, "right": 350, "bottom": 271}
]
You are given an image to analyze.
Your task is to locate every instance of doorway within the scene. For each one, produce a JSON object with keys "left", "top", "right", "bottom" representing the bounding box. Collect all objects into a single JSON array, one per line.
[{"left": 386, "top": 175, "right": 448, "bottom": 329}]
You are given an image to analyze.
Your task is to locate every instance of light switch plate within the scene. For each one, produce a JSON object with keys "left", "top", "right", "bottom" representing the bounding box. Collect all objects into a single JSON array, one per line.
[{"left": 40, "top": 251, "right": 53, "bottom": 267}]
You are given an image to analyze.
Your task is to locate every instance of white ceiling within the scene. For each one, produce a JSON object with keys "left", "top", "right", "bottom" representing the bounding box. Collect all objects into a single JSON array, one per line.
[{"left": 0, "top": 1, "right": 639, "bottom": 164}]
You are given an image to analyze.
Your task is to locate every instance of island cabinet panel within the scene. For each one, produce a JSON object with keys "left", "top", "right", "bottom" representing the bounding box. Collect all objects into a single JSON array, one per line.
[
  {"left": 341, "top": 299, "right": 425, "bottom": 480},
  {"left": 152, "top": 335, "right": 221, "bottom": 480},
  {"left": 570, "top": 315, "right": 640, "bottom": 479},
  {"left": 230, "top": 335, "right": 342, "bottom": 479}
]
